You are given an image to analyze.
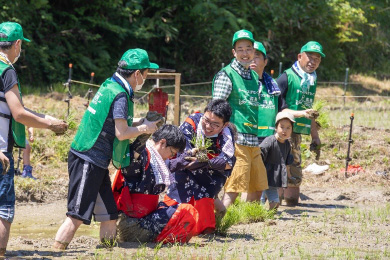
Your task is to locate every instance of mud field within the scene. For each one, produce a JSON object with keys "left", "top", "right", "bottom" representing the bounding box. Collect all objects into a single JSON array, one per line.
[{"left": 5, "top": 172, "right": 390, "bottom": 260}]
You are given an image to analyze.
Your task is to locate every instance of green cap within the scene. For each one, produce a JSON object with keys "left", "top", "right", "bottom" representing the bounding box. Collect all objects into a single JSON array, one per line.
[
  {"left": 0, "top": 22, "right": 30, "bottom": 42},
  {"left": 232, "top": 29, "right": 254, "bottom": 47},
  {"left": 254, "top": 41, "right": 266, "bottom": 57},
  {"left": 119, "top": 48, "right": 159, "bottom": 70},
  {"left": 300, "top": 41, "right": 325, "bottom": 57}
]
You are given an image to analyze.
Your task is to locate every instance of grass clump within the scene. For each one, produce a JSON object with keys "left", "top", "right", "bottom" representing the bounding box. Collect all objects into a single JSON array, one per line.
[
  {"left": 216, "top": 200, "right": 274, "bottom": 235},
  {"left": 190, "top": 134, "right": 213, "bottom": 162},
  {"left": 312, "top": 99, "right": 330, "bottom": 129},
  {"left": 14, "top": 176, "right": 51, "bottom": 202}
]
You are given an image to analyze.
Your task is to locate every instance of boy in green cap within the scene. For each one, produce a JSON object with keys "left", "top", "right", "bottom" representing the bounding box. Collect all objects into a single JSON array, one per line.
[
  {"left": 242, "top": 41, "right": 281, "bottom": 202},
  {"left": 53, "top": 48, "right": 161, "bottom": 250},
  {"left": 212, "top": 30, "right": 268, "bottom": 212},
  {"left": 277, "top": 41, "right": 325, "bottom": 205},
  {"left": 0, "top": 21, "right": 68, "bottom": 257}
]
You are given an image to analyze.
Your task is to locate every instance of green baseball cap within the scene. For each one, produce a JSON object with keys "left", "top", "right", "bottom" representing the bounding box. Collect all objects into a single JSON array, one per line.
[
  {"left": 0, "top": 22, "right": 30, "bottom": 42},
  {"left": 300, "top": 41, "right": 325, "bottom": 57},
  {"left": 254, "top": 41, "right": 266, "bottom": 57},
  {"left": 119, "top": 48, "right": 159, "bottom": 70},
  {"left": 232, "top": 29, "right": 255, "bottom": 47}
]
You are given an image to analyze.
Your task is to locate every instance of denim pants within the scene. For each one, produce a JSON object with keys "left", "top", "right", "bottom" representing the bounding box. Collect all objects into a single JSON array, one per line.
[{"left": 0, "top": 152, "right": 15, "bottom": 223}]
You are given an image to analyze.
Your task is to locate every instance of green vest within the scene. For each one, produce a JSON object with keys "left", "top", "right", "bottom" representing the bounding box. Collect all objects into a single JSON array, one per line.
[
  {"left": 257, "top": 79, "right": 279, "bottom": 137},
  {"left": 0, "top": 62, "right": 26, "bottom": 148},
  {"left": 213, "top": 63, "right": 259, "bottom": 135},
  {"left": 285, "top": 68, "right": 317, "bottom": 135},
  {"left": 71, "top": 78, "right": 133, "bottom": 168}
]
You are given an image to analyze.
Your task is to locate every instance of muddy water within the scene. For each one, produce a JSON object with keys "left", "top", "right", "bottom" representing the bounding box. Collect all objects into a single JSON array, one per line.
[{"left": 11, "top": 199, "right": 99, "bottom": 239}]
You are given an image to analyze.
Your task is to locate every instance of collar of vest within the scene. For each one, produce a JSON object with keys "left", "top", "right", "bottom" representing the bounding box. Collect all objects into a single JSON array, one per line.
[{"left": 111, "top": 73, "right": 134, "bottom": 101}]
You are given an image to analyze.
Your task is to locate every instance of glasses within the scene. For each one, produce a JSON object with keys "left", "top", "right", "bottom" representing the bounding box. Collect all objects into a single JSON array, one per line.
[
  {"left": 168, "top": 146, "right": 177, "bottom": 158},
  {"left": 202, "top": 116, "right": 222, "bottom": 129}
]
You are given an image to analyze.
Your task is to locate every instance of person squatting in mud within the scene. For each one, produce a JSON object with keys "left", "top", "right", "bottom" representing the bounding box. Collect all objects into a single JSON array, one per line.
[
  {"left": 113, "top": 124, "right": 199, "bottom": 243},
  {"left": 114, "top": 99, "right": 235, "bottom": 242},
  {"left": 163, "top": 99, "right": 236, "bottom": 235}
]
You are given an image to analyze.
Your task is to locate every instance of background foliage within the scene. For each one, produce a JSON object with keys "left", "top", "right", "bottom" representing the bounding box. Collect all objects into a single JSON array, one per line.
[{"left": 1, "top": 0, "right": 389, "bottom": 85}]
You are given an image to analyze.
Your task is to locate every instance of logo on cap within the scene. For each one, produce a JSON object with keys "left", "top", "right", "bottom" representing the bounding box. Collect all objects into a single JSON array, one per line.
[
  {"left": 238, "top": 31, "right": 249, "bottom": 38},
  {"left": 310, "top": 45, "right": 321, "bottom": 51}
]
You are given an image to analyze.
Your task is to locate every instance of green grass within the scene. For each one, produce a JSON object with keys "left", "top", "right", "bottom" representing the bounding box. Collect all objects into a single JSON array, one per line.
[{"left": 215, "top": 200, "right": 274, "bottom": 235}]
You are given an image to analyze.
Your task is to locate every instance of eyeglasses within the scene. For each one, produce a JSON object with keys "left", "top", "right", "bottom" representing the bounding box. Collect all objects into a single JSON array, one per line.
[
  {"left": 202, "top": 116, "right": 222, "bottom": 129},
  {"left": 168, "top": 146, "right": 177, "bottom": 158}
]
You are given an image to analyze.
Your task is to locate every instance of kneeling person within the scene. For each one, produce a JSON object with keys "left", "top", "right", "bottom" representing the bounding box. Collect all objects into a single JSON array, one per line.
[
  {"left": 164, "top": 99, "right": 236, "bottom": 235},
  {"left": 114, "top": 125, "right": 199, "bottom": 244}
]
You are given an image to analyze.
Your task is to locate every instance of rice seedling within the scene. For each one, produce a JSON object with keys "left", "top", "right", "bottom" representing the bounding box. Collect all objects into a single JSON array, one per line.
[{"left": 215, "top": 200, "right": 274, "bottom": 235}]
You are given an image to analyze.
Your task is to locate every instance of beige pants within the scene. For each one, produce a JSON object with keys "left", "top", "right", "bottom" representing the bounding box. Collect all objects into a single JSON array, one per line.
[{"left": 224, "top": 144, "right": 268, "bottom": 193}]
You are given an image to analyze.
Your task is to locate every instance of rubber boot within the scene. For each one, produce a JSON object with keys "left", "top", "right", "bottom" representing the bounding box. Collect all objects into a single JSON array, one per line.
[{"left": 284, "top": 187, "right": 300, "bottom": 206}]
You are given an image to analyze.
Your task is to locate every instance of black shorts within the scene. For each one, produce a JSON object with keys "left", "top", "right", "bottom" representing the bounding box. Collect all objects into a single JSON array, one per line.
[{"left": 67, "top": 152, "right": 118, "bottom": 225}]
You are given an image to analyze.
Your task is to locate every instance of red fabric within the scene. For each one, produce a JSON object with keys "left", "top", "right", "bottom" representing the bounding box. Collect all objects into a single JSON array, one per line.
[
  {"left": 185, "top": 117, "right": 197, "bottom": 130},
  {"left": 341, "top": 165, "right": 364, "bottom": 175},
  {"left": 164, "top": 195, "right": 215, "bottom": 235},
  {"left": 112, "top": 169, "right": 158, "bottom": 218},
  {"left": 163, "top": 194, "right": 179, "bottom": 206},
  {"left": 193, "top": 198, "right": 216, "bottom": 235},
  {"left": 156, "top": 203, "right": 199, "bottom": 244},
  {"left": 112, "top": 169, "right": 124, "bottom": 208},
  {"left": 207, "top": 153, "right": 218, "bottom": 160}
]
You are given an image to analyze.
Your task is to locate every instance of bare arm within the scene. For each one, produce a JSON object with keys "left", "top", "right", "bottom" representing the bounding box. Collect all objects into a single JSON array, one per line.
[
  {"left": 114, "top": 118, "right": 160, "bottom": 141},
  {"left": 131, "top": 117, "right": 144, "bottom": 127},
  {"left": 5, "top": 85, "right": 63, "bottom": 129},
  {"left": 282, "top": 108, "right": 317, "bottom": 119}
]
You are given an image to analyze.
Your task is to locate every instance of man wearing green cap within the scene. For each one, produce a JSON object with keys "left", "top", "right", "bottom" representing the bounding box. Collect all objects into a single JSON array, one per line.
[
  {"left": 212, "top": 30, "right": 268, "bottom": 212},
  {"left": 53, "top": 48, "right": 160, "bottom": 250},
  {"left": 242, "top": 41, "right": 281, "bottom": 202},
  {"left": 0, "top": 21, "right": 68, "bottom": 256},
  {"left": 277, "top": 41, "right": 325, "bottom": 206}
]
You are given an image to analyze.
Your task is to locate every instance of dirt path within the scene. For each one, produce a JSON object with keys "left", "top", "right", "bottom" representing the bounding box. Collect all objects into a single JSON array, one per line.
[{"left": 4, "top": 180, "right": 390, "bottom": 259}]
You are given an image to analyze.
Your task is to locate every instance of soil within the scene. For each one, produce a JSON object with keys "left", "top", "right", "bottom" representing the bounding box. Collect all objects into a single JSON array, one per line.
[
  {"left": 6, "top": 177, "right": 390, "bottom": 259},
  {"left": 5, "top": 92, "right": 389, "bottom": 259}
]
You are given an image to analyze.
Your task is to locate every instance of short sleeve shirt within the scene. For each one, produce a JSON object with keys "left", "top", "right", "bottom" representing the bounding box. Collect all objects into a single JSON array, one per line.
[
  {"left": 1, "top": 69, "right": 18, "bottom": 93},
  {"left": 0, "top": 68, "right": 19, "bottom": 152},
  {"left": 276, "top": 72, "right": 289, "bottom": 111}
]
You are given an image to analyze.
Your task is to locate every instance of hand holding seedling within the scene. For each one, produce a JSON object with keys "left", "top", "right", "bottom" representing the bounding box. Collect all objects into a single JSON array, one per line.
[
  {"left": 138, "top": 119, "right": 160, "bottom": 134},
  {"left": 302, "top": 109, "right": 319, "bottom": 119},
  {"left": 0, "top": 151, "right": 10, "bottom": 175},
  {"left": 184, "top": 148, "right": 199, "bottom": 161}
]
